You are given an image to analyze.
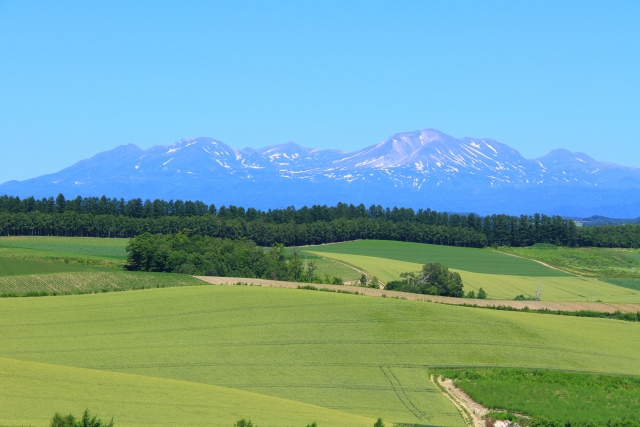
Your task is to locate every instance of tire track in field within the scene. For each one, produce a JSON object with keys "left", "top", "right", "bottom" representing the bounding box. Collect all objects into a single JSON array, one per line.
[{"left": 379, "top": 365, "right": 430, "bottom": 422}]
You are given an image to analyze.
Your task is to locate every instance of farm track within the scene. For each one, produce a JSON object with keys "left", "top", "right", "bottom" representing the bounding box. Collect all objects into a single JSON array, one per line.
[{"left": 195, "top": 276, "right": 640, "bottom": 314}]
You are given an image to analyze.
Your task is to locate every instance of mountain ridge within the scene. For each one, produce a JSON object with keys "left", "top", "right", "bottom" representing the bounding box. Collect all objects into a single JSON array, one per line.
[{"left": 2, "top": 128, "right": 639, "bottom": 217}]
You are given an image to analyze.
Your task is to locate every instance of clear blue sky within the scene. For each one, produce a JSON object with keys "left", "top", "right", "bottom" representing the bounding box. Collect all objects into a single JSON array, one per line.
[{"left": 1, "top": 0, "right": 639, "bottom": 184}]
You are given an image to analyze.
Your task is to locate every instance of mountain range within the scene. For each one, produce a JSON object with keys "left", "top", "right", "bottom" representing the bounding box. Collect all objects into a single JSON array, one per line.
[{"left": 2, "top": 128, "right": 639, "bottom": 216}]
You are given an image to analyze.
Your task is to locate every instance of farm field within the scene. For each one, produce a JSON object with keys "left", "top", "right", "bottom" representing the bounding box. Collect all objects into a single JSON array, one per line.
[
  {"left": 0, "top": 255, "right": 111, "bottom": 277},
  {"left": 306, "top": 240, "right": 569, "bottom": 276},
  {"left": 437, "top": 368, "right": 640, "bottom": 422},
  {"left": 1, "top": 284, "right": 640, "bottom": 426},
  {"left": 0, "top": 236, "right": 129, "bottom": 260},
  {"left": 600, "top": 278, "right": 640, "bottom": 291},
  {"left": 0, "top": 271, "right": 202, "bottom": 297},
  {"left": 495, "top": 245, "right": 640, "bottom": 278},
  {"left": 306, "top": 250, "right": 640, "bottom": 302}
]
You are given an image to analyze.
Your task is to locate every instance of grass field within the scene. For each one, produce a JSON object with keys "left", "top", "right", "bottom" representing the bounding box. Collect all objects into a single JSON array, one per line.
[
  {"left": 299, "top": 252, "right": 362, "bottom": 282},
  {"left": 306, "top": 240, "right": 569, "bottom": 276},
  {"left": 600, "top": 278, "right": 640, "bottom": 291},
  {"left": 307, "top": 251, "right": 640, "bottom": 302},
  {"left": 0, "top": 236, "right": 129, "bottom": 260},
  {"left": 1, "top": 284, "right": 640, "bottom": 426},
  {"left": 437, "top": 368, "right": 640, "bottom": 421},
  {"left": 0, "top": 271, "right": 202, "bottom": 297},
  {"left": 0, "top": 256, "right": 112, "bottom": 277},
  {"left": 0, "top": 237, "right": 129, "bottom": 276},
  {"left": 0, "top": 356, "right": 374, "bottom": 427},
  {"left": 496, "top": 246, "right": 640, "bottom": 278}
]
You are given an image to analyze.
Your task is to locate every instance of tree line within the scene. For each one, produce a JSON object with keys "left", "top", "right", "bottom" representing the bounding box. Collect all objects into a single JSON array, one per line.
[
  {"left": 1, "top": 194, "right": 639, "bottom": 248},
  {"left": 126, "top": 233, "right": 317, "bottom": 282}
]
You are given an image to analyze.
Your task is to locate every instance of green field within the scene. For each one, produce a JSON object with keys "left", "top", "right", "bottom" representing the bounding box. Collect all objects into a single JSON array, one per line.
[
  {"left": 0, "top": 356, "right": 374, "bottom": 427},
  {"left": 300, "top": 252, "right": 362, "bottom": 282},
  {"left": 0, "top": 271, "right": 202, "bottom": 297},
  {"left": 307, "top": 240, "right": 569, "bottom": 276},
  {"left": 0, "top": 236, "right": 129, "bottom": 260},
  {"left": 496, "top": 246, "right": 640, "bottom": 278},
  {"left": 1, "top": 284, "right": 640, "bottom": 426},
  {"left": 600, "top": 278, "right": 640, "bottom": 291},
  {"left": 0, "top": 256, "right": 112, "bottom": 277},
  {"left": 307, "top": 249, "right": 640, "bottom": 302},
  {"left": 437, "top": 368, "right": 640, "bottom": 421},
  {"left": 0, "top": 237, "right": 129, "bottom": 277}
]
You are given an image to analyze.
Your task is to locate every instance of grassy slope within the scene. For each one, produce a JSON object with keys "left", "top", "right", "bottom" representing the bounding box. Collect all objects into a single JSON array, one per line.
[
  {"left": 0, "top": 357, "right": 374, "bottom": 427},
  {"left": 495, "top": 246, "right": 640, "bottom": 278},
  {"left": 307, "top": 240, "right": 569, "bottom": 276},
  {"left": 308, "top": 252, "right": 640, "bottom": 302},
  {"left": 2, "top": 286, "right": 640, "bottom": 426}
]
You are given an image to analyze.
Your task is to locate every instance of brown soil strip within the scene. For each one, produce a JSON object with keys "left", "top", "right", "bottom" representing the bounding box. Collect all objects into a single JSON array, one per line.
[{"left": 193, "top": 276, "right": 640, "bottom": 313}]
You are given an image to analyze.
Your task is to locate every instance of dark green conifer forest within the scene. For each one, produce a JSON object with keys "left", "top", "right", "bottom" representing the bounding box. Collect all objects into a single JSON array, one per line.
[{"left": 1, "top": 194, "right": 639, "bottom": 248}]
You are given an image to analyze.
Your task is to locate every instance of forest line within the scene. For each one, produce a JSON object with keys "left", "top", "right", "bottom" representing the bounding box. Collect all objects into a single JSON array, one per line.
[{"left": 0, "top": 194, "right": 639, "bottom": 248}]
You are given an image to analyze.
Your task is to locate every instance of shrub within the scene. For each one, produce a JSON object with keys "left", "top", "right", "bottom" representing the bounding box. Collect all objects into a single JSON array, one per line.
[
  {"left": 477, "top": 287, "right": 487, "bottom": 299},
  {"left": 50, "top": 409, "right": 114, "bottom": 427}
]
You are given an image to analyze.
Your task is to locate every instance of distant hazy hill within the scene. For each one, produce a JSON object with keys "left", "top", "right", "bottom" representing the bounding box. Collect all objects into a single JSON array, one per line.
[{"left": 2, "top": 128, "right": 639, "bottom": 216}]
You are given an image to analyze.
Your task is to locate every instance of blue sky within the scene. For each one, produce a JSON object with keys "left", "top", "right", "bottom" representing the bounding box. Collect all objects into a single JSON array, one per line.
[{"left": 1, "top": 0, "right": 639, "bottom": 184}]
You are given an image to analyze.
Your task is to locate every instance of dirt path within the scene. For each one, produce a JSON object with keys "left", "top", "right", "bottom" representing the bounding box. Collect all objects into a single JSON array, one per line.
[
  {"left": 432, "top": 375, "right": 487, "bottom": 427},
  {"left": 194, "top": 276, "right": 640, "bottom": 313}
]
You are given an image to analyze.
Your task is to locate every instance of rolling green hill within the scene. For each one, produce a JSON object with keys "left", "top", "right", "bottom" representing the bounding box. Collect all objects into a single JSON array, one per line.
[
  {"left": 1, "top": 284, "right": 640, "bottom": 426},
  {"left": 0, "top": 356, "right": 374, "bottom": 427},
  {"left": 306, "top": 240, "right": 569, "bottom": 276}
]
